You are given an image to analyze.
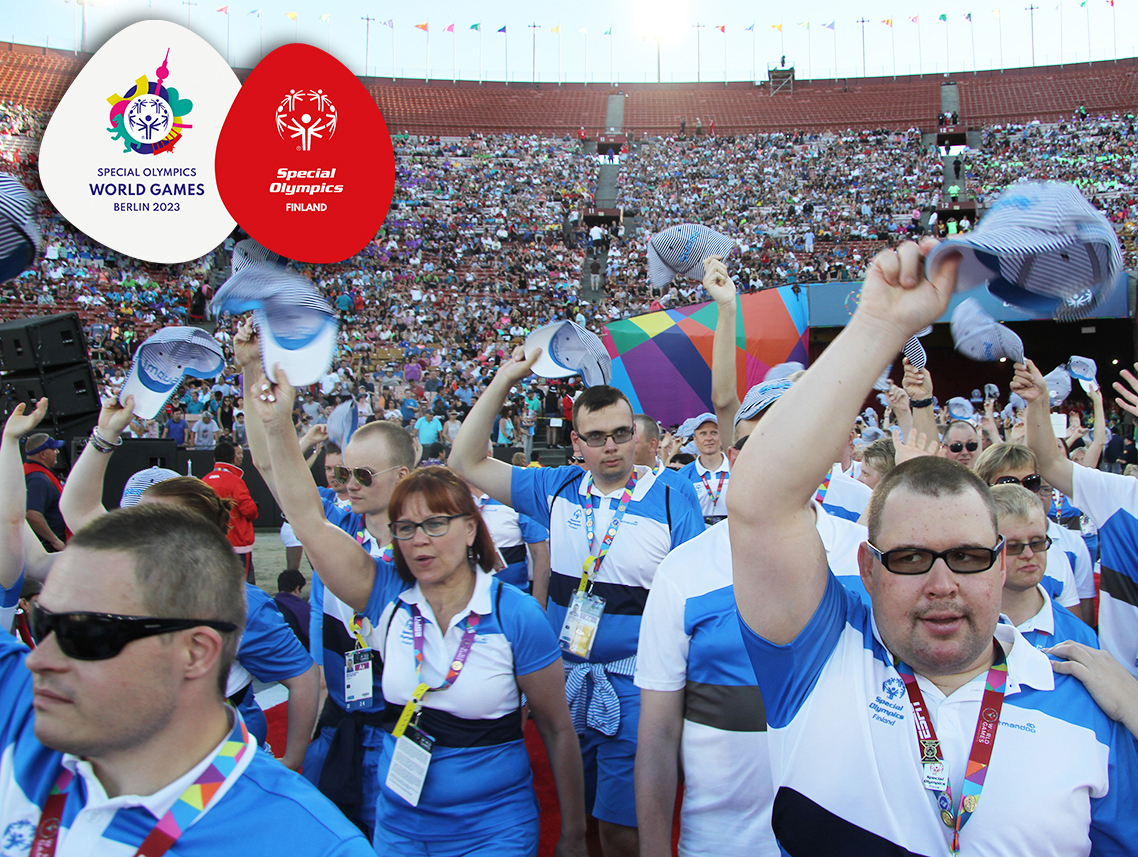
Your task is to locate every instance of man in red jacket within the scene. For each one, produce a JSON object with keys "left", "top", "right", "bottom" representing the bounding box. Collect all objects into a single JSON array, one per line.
[{"left": 203, "top": 440, "right": 259, "bottom": 583}]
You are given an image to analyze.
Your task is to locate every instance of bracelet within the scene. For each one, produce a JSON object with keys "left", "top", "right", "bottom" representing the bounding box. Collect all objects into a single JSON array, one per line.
[
  {"left": 910, "top": 397, "right": 934, "bottom": 409},
  {"left": 89, "top": 427, "right": 123, "bottom": 454}
]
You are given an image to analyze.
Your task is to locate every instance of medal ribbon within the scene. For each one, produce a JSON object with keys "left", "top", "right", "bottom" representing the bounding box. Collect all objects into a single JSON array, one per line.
[
  {"left": 392, "top": 605, "right": 481, "bottom": 738},
  {"left": 699, "top": 470, "right": 727, "bottom": 507},
  {"left": 31, "top": 716, "right": 251, "bottom": 857},
  {"left": 895, "top": 641, "right": 1008, "bottom": 855},
  {"left": 579, "top": 470, "right": 638, "bottom": 594},
  {"left": 815, "top": 472, "right": 832, "bottom": 505}
]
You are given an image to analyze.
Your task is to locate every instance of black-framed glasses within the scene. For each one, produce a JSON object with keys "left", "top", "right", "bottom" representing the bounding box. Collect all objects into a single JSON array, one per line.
[
  {"left": 994, "top": 473, "right": 1042, "bottom": 493},
  {"left": 578, "top": 426, "right": 635, "bottom": 447},
  {"left": 390, "top": 514, "right": 469, "bottom": 540},
  {"left": 1005, "top": 536, "right": 1052, "bottom": 557},
  {"left": 29, "top": 604, "right": 237, "bottom": 661},
  {"left": 946, "top": 441, "right": 979, "bottom": 453},
  {"left": 865, "top": 536, "right": 1005, "bottom": 575},
  {"left": 331, "top": 464, "right": 401, "bottom": 488}
]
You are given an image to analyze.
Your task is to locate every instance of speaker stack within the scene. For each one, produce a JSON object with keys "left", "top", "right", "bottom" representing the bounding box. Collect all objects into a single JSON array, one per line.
[{"left": 0, "top": 313, "right": 100, "bottom": 447}]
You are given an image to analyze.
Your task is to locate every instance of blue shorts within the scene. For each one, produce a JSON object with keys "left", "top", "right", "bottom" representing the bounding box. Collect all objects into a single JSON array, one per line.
[
  {"left": 577, "top": 673, "right": 640, "bottom": 828},
  {"left": 302, "top": 722, "right": 386, "bottom": 831},
  {"left": 372, "top": 815, "right": 539, "bottom": 856}
]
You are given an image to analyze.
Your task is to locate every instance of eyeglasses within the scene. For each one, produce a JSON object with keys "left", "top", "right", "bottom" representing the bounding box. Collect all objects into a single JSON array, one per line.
[
  {"left": 569, "top": 457, "right": 586, "bottom": 465},
  {"left": 29, "top": 604, "right": 237, "bottom": 661},
  {"left": 865, "top": 536, "right": 1005, "bottom": 575},
  {"left": 946, "top": 441, "right": 979, "bottom": 453},
  {"left": 390, "top": 514, "right": 469, "bottom": 540},
  {"left": 578, "top": 426, "right": 635, "bottom": 447},
  {"left": 994, "top": 473, "right": 1042, "bottom": 493},
  {"left": 331, "top": 464, "right": 402, "bottom": 488},
  {"left": 1004, "top": 536, "right": 1052, "bottom": 556}
]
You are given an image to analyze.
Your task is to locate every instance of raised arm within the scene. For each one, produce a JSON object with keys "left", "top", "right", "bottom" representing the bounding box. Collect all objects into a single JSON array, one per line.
[
  {"left": 901, "top": 358, "right": 938, "bottom": 443},
  {"left": 704, "top": 256, "right": 741, "bottom": 435},
  {"left": 448, "top": 346, "right": 539, "bottom": 505},
  {"left": 234, "top": 319, "right": 280, "bottom": 504},
  {"left": 59, "top": 395, "right": 137, "bottom": 532},
  {"left": 1012, "top": 359, "right": 1075, "bottom": 498},
  {"left": 249, "top": 367, "right": 378, "bottom": 613},
  {"left": 1082, "top": 386, "right": 1106, "bottom": 470},
  {"left": 728, "top": 240, "right": 958, "bottom": 644},
  {"left": 0, "top": 400, "right": 49, "bottom": 589}
]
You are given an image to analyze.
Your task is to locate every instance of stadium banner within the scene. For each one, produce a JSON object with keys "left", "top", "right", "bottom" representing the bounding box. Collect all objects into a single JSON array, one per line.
[{"left": 602, "top": 287, "right": 808, "bottom": 430}]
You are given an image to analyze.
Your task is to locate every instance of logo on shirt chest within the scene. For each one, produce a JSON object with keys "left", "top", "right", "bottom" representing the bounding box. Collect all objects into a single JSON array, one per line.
[
  {"left": 2, "top": 820, "right": 37, "bottom": 857},
  {"left": 869, "top": 678, "right": 908, "bottom": 726},
  {"left": 567, "top": 509, "right": 583, "bottom": 530}
]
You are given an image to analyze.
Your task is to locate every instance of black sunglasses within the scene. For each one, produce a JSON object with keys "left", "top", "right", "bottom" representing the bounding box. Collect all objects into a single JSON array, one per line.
[
  {"left": 865, "top": 537, "right": 1005, "bottom": 575},
  {"left": 946, "top": 441, "right": 979, "bottom": 453},
  {"left": 994, "top": 473, "right": 1042, "bottom": 493},
  {"left": 29, "top": 604, "right": 237, "bottom": 661}
]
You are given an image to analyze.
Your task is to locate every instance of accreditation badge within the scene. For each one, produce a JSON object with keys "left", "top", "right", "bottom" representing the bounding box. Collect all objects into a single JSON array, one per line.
[{"left": 559, "top": 590, "right": 605, "bottom": 659}]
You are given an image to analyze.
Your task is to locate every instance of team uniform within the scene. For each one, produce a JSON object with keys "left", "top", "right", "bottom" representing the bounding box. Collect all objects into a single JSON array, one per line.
[
  {"left": 738, "top": 574, "right": 1138, "bottom": 855},
  {"left": 371, "top": 571, "right": 560, "bottom": 854},
  {"left": 0, "top": 633, "right": 373, "bottom": 857},
  {"left": 635, "top": 505, "right": 863, "bottom": 857},
  {"left": 1039, "top": 548, "right": 1081, "bottom": 612},
  {"left": 1, "top": 569, "right": 20, "bottom": 634},
  {"left": 652, "top": 465, "right": 703, "bottom": 519},
  {"left": 1049, "top": 519, "right": 1096, "bottom": 602},
  {"left": 1071, "top": 465, "right": 1138, "bottom": 679},
  {"left": 474, "top": 493, "right": 550, "bottom": 590},
  {"left": 226, "top": 583, "right": 314, "bottom": 747},
  {"left": 1001, "top": 584, "right": 1099, "bottom": 652},
  {"left": 815, "top": 465, "right": 872, "bottom": 523},
  {"left": 511, "top": 464, "right": 704, "bottom": 826},
  {"left": 303, "top": 489, "right": 408, "bottom": 835},
  {"left": 676, "top": 454, "right": 730, "bottom": 518}
]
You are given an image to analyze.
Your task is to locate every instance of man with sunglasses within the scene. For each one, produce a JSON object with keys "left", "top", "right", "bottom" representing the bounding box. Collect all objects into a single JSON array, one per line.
[
  {"left": 450, "top": 369, "right": 704, "bottom": 857},
  {"left": 941, "top": 420, "right": 981, "bottom": 468},
  {"left": 2, "top": 504, "right": 372, "bottom": 856},
  {"left": 728, "top": 238, "right": 1137, "bottom": 855}
]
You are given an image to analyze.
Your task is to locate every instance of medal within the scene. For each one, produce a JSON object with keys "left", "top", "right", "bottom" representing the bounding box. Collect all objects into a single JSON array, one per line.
[
  {"left": 920, "top": 738, "right": 940, "bottom": 763},
  {"left": 962, "top": 794, "right": 979, "bottom": 814}
]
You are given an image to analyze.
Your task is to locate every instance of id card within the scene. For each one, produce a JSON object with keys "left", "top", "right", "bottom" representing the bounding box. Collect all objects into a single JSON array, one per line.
[
  {"left": 491, "top": 546, "right": 507, "bottom": 573},
  {"left": 922, "top": 761, "right": 948, "bottom": 792},
  {"left": 385, "top": 724, "right": 434, "bottom": 807},
  {"left": 559, "top": 590, "right": 605, "bottom": 658},
  {"left": 344, "top": 648, "right": 374, "bottom": 711}
]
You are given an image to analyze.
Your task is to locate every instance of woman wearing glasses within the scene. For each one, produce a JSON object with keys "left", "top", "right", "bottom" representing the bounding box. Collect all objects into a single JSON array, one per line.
[{"left": 251, "top": 374, "right": 587, "bottom": 857}]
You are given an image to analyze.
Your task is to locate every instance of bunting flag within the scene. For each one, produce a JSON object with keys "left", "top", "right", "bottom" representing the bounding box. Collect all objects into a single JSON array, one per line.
[
  {"left": 445, "top": 23, "right": 455, "bottom": 32},
  {"left": 799, "top": 20, "right": 809, "bottom": 28},
  {"left": 822, "top": 20, "right": 836, "bottom": 29},
  {"left": 744, "top": 23, "right": 755, "bottom": 31},
  {"left": 604, "top": 26, "right": 612, "bottom": 34},
  {"left": 247, "top": 8, "right": 260, "bottom": 16},
  {"left": 551, "top": 24, "right": 560, "bottom": 32},
  {"left": 910, "top": 14, "right": 919, "bottom": 22},
  {"left": 382, "top": 18, "right": 393, "bottom": 27},
  {"left": 498, "top": 25, "right": 507, "bottom": 32},
  {"left": 320, "top": 14, "right": 330, "bottom": 23},
  {"left": 470, "top": 22, "right": 481, "bottom": 30},
  {"left": 772, "top": 23, "right": 783, "bottom": 31},
  {"left": 939, "top": 13, "right": 948, "bottom": 20},
  {"left": 965, "top": 11, "right": 972, "bottom": 19},
  {"left": 579, "top": 26, "right": 587, "bottom": 33},
  {"left": 716, "top": 24, "right": 725, "bottom": 32},
  {"left": 993, "top": 8, "right": 1001, "bottom": 15},
  {"left": 882, "top": 17, "right": 893, "bottom": 25},
  {"left": 285, "top": 12, "right": 296, "bottom": 21},
  {"left": 415, "top": 22, "right": 428, "bottom": 31},
  {"left": 216, "top": 5, "right": 229, "bottom": 13}
]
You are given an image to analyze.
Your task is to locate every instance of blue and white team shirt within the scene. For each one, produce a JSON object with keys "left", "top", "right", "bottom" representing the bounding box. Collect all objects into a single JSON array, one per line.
[
  {"left": 738, "top": 575, "right": 1138, "bottom": 856},
  {"left": 1049, "top": 519, "right": 1096, "bottom": 601},
  {"left": 652, "top": 465, "right": 704, "bottom": 519},
  {"left": 511, "top": 464, "right": 704, "bottom": 665},
  {"left": 373, "top": 571, "right": 561, "bottom": 841},
  {"left": 1, "top": 569, "right": 22, "bottom": 634},
  {"left": 1001, "top": 584, "right": 1099, "bottom": 652},
  {"left": 634, "top": 505, "right": 865, "bottom": 857},
  {"left": 227, "top": 583, "right": 314, "bottom": 746},
  {"left": 0, "top": 634, "right": 373, "bottom": 857},
  {"left": 1072, "top": 464, "right": 1138, "bottom": 678},
  {"left": 817, "top": 464, "right": 872, "bottom": 523},
  {"left": 676, "top": 454, "right": 731, "bottom": 518},
  {"left": 474, "top": 493, "right": 550, "bottom": 589},
  {"left": 1039, "top": 547, "right": 1081, "bottom": 612}
]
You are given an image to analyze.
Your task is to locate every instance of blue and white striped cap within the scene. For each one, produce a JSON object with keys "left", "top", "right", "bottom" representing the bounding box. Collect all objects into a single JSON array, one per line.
[
  {"left": 985, "top": 383, "right": 1000, "bottom": 401},
  {"left": 902, "top": 335, "right": 927, "bottom": 370},
  {"left": 950, "top": 297, "right": 1025, "bottom": 363},
  {"left": 523, "top": 320, "right": 612, "bottom": 388},
  {"left": 120, "top": 326, "right": 226, "bottom": 419},
  {"left": 763, "top": 361, "right": 805, "bottom": 383},
  {"left": 647, "top": 223, "right": 735, "bottom": 289},
  {"left": 326, "top": 398, "right": 359, "bottom": 449},
  {"left": 0, "top": 173, "right": 41, "bottom": 283},
  {"left": 691, "top": 412, "right": 718, "bottom": 430},
  {"left": 120, "top": 467, "right": 180, "bottom": 508},
  {"left": 925, "top": 181, "right": 1123, "bottom": 321},
  {"left": 676, "top": 417, "right": 697, "bottom": 439},
  {"left": 1043, "top": 365, "right": 1072, "bottom": 407},
  {"left": 873, "top": 363, "right": 894, "bottom": 392},
  {"left": 947, "top": 397, "right": 976, "bottom": 422},
  {"left": 211, "top": 266, "right": 337, "bottom": 386},
  {"left": 1068, "top": 355, "right": 1098, "bottom": 393},
  {"left": 231, "top": 237, "right": 287, "bottom": 273},
  {"left": 734, "top": 377, "right": 795, "bottom": 429}
]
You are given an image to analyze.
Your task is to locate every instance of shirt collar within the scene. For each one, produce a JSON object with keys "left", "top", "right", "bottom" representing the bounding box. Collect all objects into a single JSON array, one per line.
[
  {"left": 578, "top": 464, "right": 653, "bottom": 500},
  {"left": 398, "top": 568, "right": 494, "bottom": 629},
  {"left": 1000, "top": 584, "right": 1056, "bottom": 638},
  {"left": 212, "top": 462, "right": 242, "bottom": 476},
  {"left": 694, "top": 453, "right": 729, "bottom": 476}
]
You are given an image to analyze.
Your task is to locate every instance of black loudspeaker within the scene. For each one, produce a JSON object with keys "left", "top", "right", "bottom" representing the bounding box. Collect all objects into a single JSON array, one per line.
[
  {"left": 0, "top": 364, "right": 100, "bottom": 420},
  {"left": 0, "top": 313, "right": 89, "bottom": 374}
]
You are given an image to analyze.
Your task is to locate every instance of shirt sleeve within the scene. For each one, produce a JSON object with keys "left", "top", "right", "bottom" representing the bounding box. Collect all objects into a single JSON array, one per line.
[
  {"left": 511, "top": 465, "right": 578, "bottom": 529},
  {"left": 363, "top": 557, "right": 410, "bottom": 625},
  {"left": 1, "top": 569, "right": 23, "bottom": 634},
  {"left": 516, "top": 512, "right": 550, "bottom": 545},
  {"left": 1046, "top": 550, "right": 1081, "bottom": 608},
  {"left": 669, "top": 488, "right": 706, "bottom": 548},
  {"left": 634, "top": 562, "right": 689, "bottom": 692},
  {"left": 0, "top": 632, "right": 32, "bottom": 751},
  {"left": 496, "top": 582, "right": 561, "bottom": 676},
  {"left": 309, "top": 573, "right": 325, "bottom": 663},
  {"left": 1071, "top": 464, "right": 1138, "bottom": 531},
  {"left": 233, "top": 476, "right": 259, "bottom": 521},
  {"left": 238, "top": 589, "right": 315, "bottom": 683}
]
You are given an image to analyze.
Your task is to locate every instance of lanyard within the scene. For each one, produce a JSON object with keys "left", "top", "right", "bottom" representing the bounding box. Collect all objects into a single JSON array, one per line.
[
  {"left": 699, "top": 469, "right": 727, "bottom": 507},
  {"left": 348, "top": 613, "right": 371, "bottom": 650},
  {"left": 895, "top": 641, "right": 1008, "bottom": 855},
  {"left": 392, "top": 604, "right": 481, "bottom": 738},
  {"left": 579, "top": 470, "right": 638, "bottom": 594},
  {"left": 815, "top": 472, "right": 832, "bottom": 505},
  {"left": 31, "top": 716, "right": 251, "bottom": 857}
]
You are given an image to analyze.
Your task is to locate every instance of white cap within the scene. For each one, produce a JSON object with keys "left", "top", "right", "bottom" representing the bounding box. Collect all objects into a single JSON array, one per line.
[
  {"left": 1067, "top": 356, "right": 1098, "bottom": 393},
  {"left": 524, "top": 320, "right": 612, "bottom": 388},
  {"left": 950, "top": 298, "right": 1025, "bottom": 363},
  {"left": 120, "top": 467, "right": 180, "bottom": 507},
  {"left": 120, "top": 326, "right": 225, "bottom": 419}
]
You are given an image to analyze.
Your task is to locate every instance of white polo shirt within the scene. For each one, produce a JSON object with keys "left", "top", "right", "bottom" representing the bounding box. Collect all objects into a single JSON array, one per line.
[{"left": 676, "top": 454, "right": 731, "bottom": 517}]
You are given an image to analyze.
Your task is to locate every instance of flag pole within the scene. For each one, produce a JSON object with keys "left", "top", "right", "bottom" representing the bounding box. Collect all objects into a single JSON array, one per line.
[{"left": 426, "top": 23, "right": 430, "bottom": 83}]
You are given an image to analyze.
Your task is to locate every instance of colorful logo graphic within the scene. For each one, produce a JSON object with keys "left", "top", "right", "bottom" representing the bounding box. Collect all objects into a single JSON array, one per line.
[
  {"left": 106, "top": 49, "right": 194, "bottom": 155},
  {"left": 275, "top": 89, "right": 338, "bottom": 151}
]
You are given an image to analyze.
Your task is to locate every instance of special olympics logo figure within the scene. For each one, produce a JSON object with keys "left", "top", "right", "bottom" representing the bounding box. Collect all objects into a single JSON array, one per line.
[
  {"left": 276, "top": 89, "right": 338, "bottom": 151},
  {"left": 105, "top": 49, "right": 193, "bottom": 155}
]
